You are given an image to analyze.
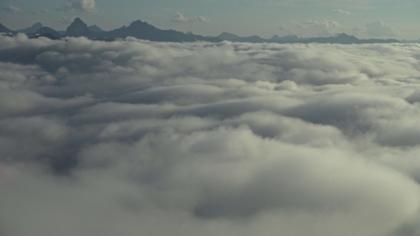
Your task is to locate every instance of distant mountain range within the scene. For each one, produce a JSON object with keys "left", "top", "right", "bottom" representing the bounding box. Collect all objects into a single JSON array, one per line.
[{"left": 0, "top": 18, "right": 412, "bottom": 44}]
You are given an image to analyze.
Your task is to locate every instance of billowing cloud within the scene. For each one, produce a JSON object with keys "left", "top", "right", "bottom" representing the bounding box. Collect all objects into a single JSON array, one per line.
[{"left": 1, "top": 34, "right": 420, "bottom": 236}]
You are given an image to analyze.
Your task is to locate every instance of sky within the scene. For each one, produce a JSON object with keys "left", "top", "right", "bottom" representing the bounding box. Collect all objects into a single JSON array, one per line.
[{"left": 0, "top": 0, "right": 420, "bottom": 39}]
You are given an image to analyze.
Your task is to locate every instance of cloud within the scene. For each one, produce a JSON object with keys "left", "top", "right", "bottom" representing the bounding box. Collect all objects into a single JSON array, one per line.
[
  {"left": 352, "top": 21, "right": 396, "bottom": 38},
  {"left": 278, "top": 19, "right": 400, "bottom": 39},
  {"left": 173, "top": 11, "right": 210, "bottom": 24},
  {"left": 333, "top": 9, "right": 352, "bottom": 15},
  {"left": 58, "top": 16, "right": 75, "bottom": 25},
  {"left": 61, "top": 0, "right": 96, "bottom": 13},
  {"left": 279, "top": 19, "right": 342, "bottom": 37},
  {"left": 1, "top": 35, "right": 420, "bottom": 236},
  {"left": 1, "top": 5, "right": 21, "bottom": 14},
  {"left": 29, "top": 9, "right": 50, "bottom": 15}
]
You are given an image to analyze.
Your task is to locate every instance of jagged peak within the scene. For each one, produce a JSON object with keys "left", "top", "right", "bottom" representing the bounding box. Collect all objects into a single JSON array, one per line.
[
  {"left": 32, "top": 22, "right": 43, "bottom": 27},
  {"left": 88, "top": 25, "right": 103, "bottom": 32},
  {"left": 219, "top": 32, "right": 239, "bottom": 37},
  {"left": 271, "top": 34, "right": 299, "bottom": 40},
  {"left": 0, "top": 22, "right": 13, "bottom": 32},
  {"left": 67, "top": 17, "right": 88, "bottom": 29},
  {"left": 334, "top": 33, "right": 358, "bottom": 39},
  {"left": 66, "top": 17, "right": 90, "bottom": 36},
  {"left": 128, "top": 20, "right": 155, "bottom": 29},
  {"left": 72, "top": 17, "right": 86, "bottom": 25}
]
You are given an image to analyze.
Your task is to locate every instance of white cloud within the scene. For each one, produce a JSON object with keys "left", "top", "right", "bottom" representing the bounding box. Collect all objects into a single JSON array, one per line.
[
  {"left": 333, "top": 9, "right": 352, "bottom": 15},
  {"left": 279, "top": 19, "right": 342, "bottom": 37},
  {"left": 1, "top": 35, "right": 420, "bottom": 236},
  {"left": 278, "top": 19, "right": 400, "bottom": 39},
  {"left": 352, "top": 21, "right": 396, "bottom": 38},
  {"left": 1, "top": 5, "right": 21, "bottom": 14},
  {"left": 62, "top": 0, "right": 96, "bottom": 13},
  {"left": 173, "top": 11, "right": 210, "bottom": 24}
]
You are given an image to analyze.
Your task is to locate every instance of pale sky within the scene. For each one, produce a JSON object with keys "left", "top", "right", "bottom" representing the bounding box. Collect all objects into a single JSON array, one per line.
[{"left": 1, "top": 0, "right": 419, "bottom": 39}]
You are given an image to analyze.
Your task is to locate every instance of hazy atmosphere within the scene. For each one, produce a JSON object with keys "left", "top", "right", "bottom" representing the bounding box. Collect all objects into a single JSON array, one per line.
[{"left": 1, "top": 1, "right": 420, "bottom": 236}]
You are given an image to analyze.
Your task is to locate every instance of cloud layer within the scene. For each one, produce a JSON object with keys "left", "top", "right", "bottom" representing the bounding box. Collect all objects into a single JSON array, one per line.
[{"left": 1, "top": 34, "right": 420, "bottom": 236}]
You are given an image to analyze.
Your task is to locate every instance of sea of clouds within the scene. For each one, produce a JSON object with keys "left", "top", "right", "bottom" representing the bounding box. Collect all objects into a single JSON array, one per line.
[{"left": 1, "top": 34, "right": 420, "bottom": 236}]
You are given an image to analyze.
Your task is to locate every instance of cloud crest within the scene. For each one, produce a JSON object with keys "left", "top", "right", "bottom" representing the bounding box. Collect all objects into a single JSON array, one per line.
[{"left": 1, "top": 35, "right": 420, "bottom": 236}]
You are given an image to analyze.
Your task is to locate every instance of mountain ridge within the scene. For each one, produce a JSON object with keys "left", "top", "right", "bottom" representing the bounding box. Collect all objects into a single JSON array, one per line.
[
  {"left": 18, "top": 22, "right": 44, "bottom": 34},
  {"left": 0, "top": 18, "right": 404, "bottom": 44},
  {"left": 0, "top": 23, "right": 13, "bottom": 34}
]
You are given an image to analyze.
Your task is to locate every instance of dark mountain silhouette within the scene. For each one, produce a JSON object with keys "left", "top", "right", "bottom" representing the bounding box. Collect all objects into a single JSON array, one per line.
[
  {"left": 65, "top": 18, "right": 108, "bottom": 40},
  {"left": 302, "top": 33, "right": 360, "bottom": 44},
  {"left": 18, "top": 22, "right": 43, "bottom": 34},
  {"left": 218, "top": 32, "right": 244, "bottom": 41},
  {"left": 217, "top": 32, "right": 400, "bottom": 44},
  {"left": 88, "top": 25, "right": 104, "bottom": 33},
  {"left": 220, "top": 32, "right": 399, "bottom": 44},
  {"left": 31, "top": 27, "right": 61, "bottom": 39},
  {"left": 0, "top": 19, "right": 402, "bottom": 44},
  {"left": 270, "top": 35, "right": 300, "bottom": 43},
  {"left": 218, "top": 32, "right": 265, "bottom": 43},
  {"left": 303, "top": 33, "right": 399, "bottom": 44},
  {"left": 0, "top": 23, "right": 13, "bottom": 34},
  {"left": 66, "top": 17, "right": 91, "bottom": 37},
  {"left": 107, "top": 20, "right": 218, "bottom": 42}
]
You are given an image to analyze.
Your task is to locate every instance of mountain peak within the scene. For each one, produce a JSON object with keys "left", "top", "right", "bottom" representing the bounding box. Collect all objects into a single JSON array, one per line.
[
  {"left": 218, "top": 32, "right": 240, "bottom": 41},
  {"left": 33, "top": 26, "right": 61, "bottom": 39},
  {"left": 19, "top": 22, "right": 44, "bottom": 34},
  {"left": 0, "top": 18, "right": 401, "bottom": 44},
  {"left": 88, "top": 25, "right": 103, "bottom": 32},
  {"left": 72, "top": 17, "right": 87, "bottom": 26},
  {"left": 335, "top": 33, "right": 357, "bottom": 39},
  {"left": 0, "top": 23, "right": 13, "bottom": 33},
  {"left": 128, "top": 20, "right": 155, "bottom": 29},
  {"left": 66, "top": 17, "right": 90, "bottom": 37},
  {"left": 218, "top": 32, "right": 263, "bottom": 42},
  {"left": 32, "top": 22, "right": 43, "bottom": 28},
  {"left": 271, "top": 35, "right": 299, "bottom": 41},
  {"left": 219, "top": 32, "right": 238, "bottom": 37}
]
